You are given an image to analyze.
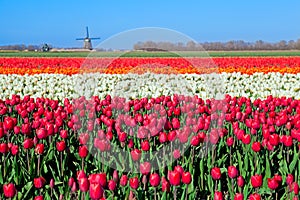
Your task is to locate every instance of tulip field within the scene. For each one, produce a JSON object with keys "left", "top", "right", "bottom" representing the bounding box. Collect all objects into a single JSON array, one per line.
[{"left": 0, "top": 56, "right": 300, "bottom": 200}]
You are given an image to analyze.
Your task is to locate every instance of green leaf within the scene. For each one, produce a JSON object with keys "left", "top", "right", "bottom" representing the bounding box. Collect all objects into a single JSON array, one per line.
[{"left": 289, "top": 151, "right": 298, "bottom": 173}]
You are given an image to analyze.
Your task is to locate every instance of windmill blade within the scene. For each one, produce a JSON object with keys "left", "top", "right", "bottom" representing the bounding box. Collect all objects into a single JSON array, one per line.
[
  {"left": 76, "top": 38, "right": 85, "bottom": 40},
  {"left": 90, "top": 37, "right": 101, "bottom": 40},
  {"left": 86, "top": 27, "right": 89, "bottom": 38}
]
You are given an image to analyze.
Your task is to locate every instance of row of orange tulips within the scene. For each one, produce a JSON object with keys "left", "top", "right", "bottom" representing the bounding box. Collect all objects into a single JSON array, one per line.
[{"left": 0, "top": 57, "right": 300, "bottom": 75}]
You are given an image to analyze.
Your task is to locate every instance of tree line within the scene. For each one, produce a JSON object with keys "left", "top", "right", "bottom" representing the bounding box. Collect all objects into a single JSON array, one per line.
[
  {"left": 133, "top": 39, "right": 300, "bottom": 51},
  {"left": 0, "top": 44, "right": 52, "bottom": 51}
]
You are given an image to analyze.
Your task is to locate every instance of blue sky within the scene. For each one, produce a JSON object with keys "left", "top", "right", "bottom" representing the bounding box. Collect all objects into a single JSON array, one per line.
[{"left": 0, "top": 0, "right": 299, "bottom": 48}]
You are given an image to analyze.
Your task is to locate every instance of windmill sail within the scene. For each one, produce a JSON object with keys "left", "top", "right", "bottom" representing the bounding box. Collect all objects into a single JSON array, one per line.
[{"left": 76, "top": 26, "right": 100, "bottom": 50}]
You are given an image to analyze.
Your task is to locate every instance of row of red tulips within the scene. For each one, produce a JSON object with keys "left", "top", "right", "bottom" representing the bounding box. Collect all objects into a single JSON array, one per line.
[{"left": 0, "top": 94, "right": 300, "bottom": 199}]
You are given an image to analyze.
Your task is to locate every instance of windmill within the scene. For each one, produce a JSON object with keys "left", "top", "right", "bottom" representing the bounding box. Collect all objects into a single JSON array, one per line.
[{"left": 76, "top": 27, "right": 100, "bottom": 50}]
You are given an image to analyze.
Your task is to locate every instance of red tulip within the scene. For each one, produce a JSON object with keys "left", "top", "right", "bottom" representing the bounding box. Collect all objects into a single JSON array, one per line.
[
  {"left": 68, "top": 177, "right": 75, "bottom": 187},
  {"left": 172, "top": 118, "right": 180, "bottom": 129},
  {"left": 267, "top": 178, "right": 279, "bottom": 190},
  {"left": 228, "top": 166, "right": 238, "bottom": 178},
  {"left": 79, "top": 145, "right": 88, "bottom": 158},
  {"left": 248, "top": 193, "right": 261, "bottom": 200},
  {"left": 79, "top": 133, "right": 90, "bottom": 145},
  {"left": 211, "top": 167, "right": 221, "bottom": 180},
  {"left": 190, "top": 135, "right": 200, "bottom": 146},
  {"left": 118, "top": 131, "right": 127, "bottom": 142},
  {"left": 129, "top": 177, "right": 139, "bottom": 189},
  {"left": 290, "top": 182, "right": 299, "bottom": 194},
  {"left": 214, "top": 191, "right": 223, "bottom": 200},
  {"left": 34, "top": 177, "right": 46, "bottom": 189},
  {"left": 251, "top": 174, "right": 262, "bottom": 188},
  {"left": 89, "top": 183, "right": 104, "bottom": 200},
  {"left": 242, "top": 134, "right": 251, "bottom": 144},
  {"left": 251, "top": 141, "right": 261, "bottom": 152},
  {"left": 141, "top": 140, "right": 150, "bottom": 151},
  {"left": 23, "top": 138, "right": 34, "bottom": 149},
  {"left": 4, "top": 117, "right": 14, "bottom": 131},
  {"left": 168, "top": 170, "right": 181, "bottom": 186},
  {"left": 161, "top": 177, "right": 170, "bottom": 192},
  {"left": 149, "top": 173, "right": 160, "bottom": 187},
  {"left": 269, "top": 134, "right": 279, "bottom": 146},
  {"left": 11, "top": 144, "right": 19, "bottom": 155},
  {"left": 226, "top": 137, "right": 234, "bottom": 146},
  {"left": 182, "top": 172, "right": 192, "bottom": 184},
  {"left": 234, "top": 193, "right": 244, "bottom": 200},
  {"left": 209, "top": 129, "right": 219, "bottom": 144},
  {"left": 3, "top": 183, "right": 16, "bottom": 198},
  {"left": 130, "top": 149, "right": 141, "bottom": 161},
  {"left": 77, "top": 170, "right": 87, "bottom": 180},
  {"left": 274, "top": 174, "right": 282, "bottom": 183},
  {"left": 35, "top": 142, "right": 44, "bottom": 154},
  {"left": 0, "top": 143, "right": 8, "bottom": 154},
  {"left": 78, "top": 178, "right": 89, "bottom": 192},
  {"left": 56, "top": 140, "right": 66, "bottom": 152},
  {"left": 108, "top": 180, "right": 116, "bottom": 191},
  {"left": 174, "top": 165, "right": 184, "bottom": 176},
  {"left": 140, "top": 162, "right": 151, "bottom": 175},
  {"left": 237, "top": 176, "right": 245, "bottom": 187},
  {"left": 36, "top": 128, "right": 47, "bottom": 139},
  {"left": 159, "top": 132, "right": 168, "bottom": 143},
  {"left": 89, "top": 173, "right": 107, "bottom": 187},
  {"left": 120, "top": 174, "right": 128, "bottom": 186},
  {"left": 50, "top": 178, "right": 55, "bottom": 188},
  {"left": 71, "top": 182, "right": 77, "bottom": 192},
  {"left": 286, "top": 174, "right": 294, "bottom": 185},
  {"left": 34, "top": 196, "right": 44, "bottom": 200},
  {"left": 59, "top": 129, "right": 68, "bottom": 139},
  {"left": 113, "top": 170, "right": 119, "bottom": 183},
  {"left": 173, "top": 149, "right": 181, "bottom": 159}
]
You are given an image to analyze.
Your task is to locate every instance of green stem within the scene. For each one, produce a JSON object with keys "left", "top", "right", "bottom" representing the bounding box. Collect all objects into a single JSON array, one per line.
[{"left": 37, "top": 155, "right": 40, "bottom": 176}]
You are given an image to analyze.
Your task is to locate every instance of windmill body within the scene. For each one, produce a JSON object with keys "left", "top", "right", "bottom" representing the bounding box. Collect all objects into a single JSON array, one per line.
[{"left": 76, "top": 27, "right": 100, "bottom": 50}]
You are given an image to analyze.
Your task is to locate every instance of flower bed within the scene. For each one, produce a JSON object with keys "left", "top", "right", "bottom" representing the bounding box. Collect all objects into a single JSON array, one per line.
[
  {"left": 0, "top": 94, "right": 299, "bottom": 199},
  {"left": 0, "top": 57, "right": 300, "bottom": 199}
]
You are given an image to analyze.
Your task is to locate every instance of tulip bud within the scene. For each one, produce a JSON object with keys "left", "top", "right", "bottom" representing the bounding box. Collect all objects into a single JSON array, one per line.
[
  {"left": 89, "top": 183, "right": 104, "bottom": 199},
  {"left": 226, "top": 137, "right": 234, "bottom": 146},
  {"left": 35, "top": 143, "right": 44, "bottom": 154},
  {"left": 56, "top": 140, "right": 66, "bottom": 152},
  {"left": 50, "top": 178, "right": 55, "bottom": 188},
  {"left": 248, "top": 193, "right": 261, "bottom": 200},
  {"left": 108, "top": 180, "right": 116, "bottom": 191},
  {"left": 237, "top": 176, "right": 244, "bottom": 187},
  {"left": 3, "top": 183, "right": 16, "bottom": 198},
  {"left": 149, "top": 173, "right": 160, "bottom": 187},
  {"left": 71, "top": 182, "right": 77, "bottom": 192},
  {"left": 120, "top": 174, "right": 128, "bottom": 186},
  {"left": 34, "top": 196, "right": 44, "bottom": 200},
  {"left": 68, "top": 177, "right": 75, "bottom": 187},
  {"left": 234, "top": 193, "right": 243, "bottom": 200},
  {"left": 211, "top": 167, "right": 221, "bottom": 180},
  {"left": 79, "top": 145, "right": 88, "bottom": 158},
  {"left": 161, "top": 178, "right": 170, "bottom": 192},
  {"left": 251, "top": 174, "right": 262, "bottom": 188},
  {"left": 78, "top": 178, "right": 89, "bottom": 192},
  {"left": 286, "top": 174, "right": 294, "bottom": 185},
  {"left": 129, "top": 177, "right": 139, "bottom": 189},
  {"left": 182, "top": 172, "right": 192, "bottom": 184},
  {"left": 214, "top": 191, "right": 223, "bottom": 200},
  {"left": 227, "top": 166, "right": 238, "bottom": 178},
  {"left": 173, "top": 149, "right": 181, "bottom": 159},
  {"left": 168, "top": 170, "right": 180, "bottom": 186},
  {"left": 34, "top": 177, "right": 46, "bottom": 189},
  {"left": 140, "top": 162, "right": 151, "bottom": 175}
]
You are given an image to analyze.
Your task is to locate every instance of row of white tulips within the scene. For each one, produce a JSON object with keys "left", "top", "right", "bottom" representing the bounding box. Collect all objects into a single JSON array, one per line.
[{"left": 0, "top": 72, "right": 300, "bottom": 101}]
